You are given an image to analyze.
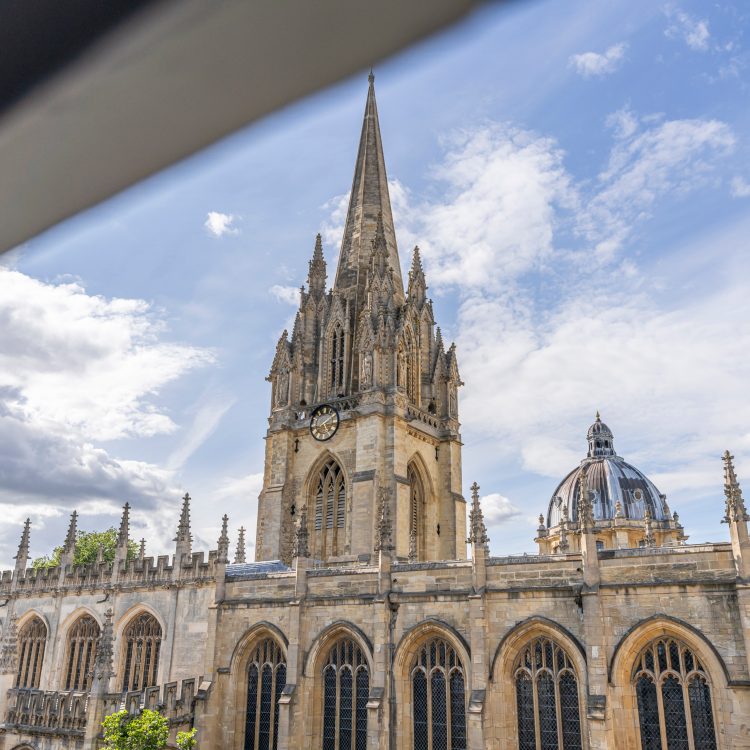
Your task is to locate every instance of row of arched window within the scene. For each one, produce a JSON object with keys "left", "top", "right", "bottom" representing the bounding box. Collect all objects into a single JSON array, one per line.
[
  {"left": 242, "top": 632, "right": 719, "bottom": 750},
  {"left": 14, "top": 611, "right": 162, "bottom": 693}
]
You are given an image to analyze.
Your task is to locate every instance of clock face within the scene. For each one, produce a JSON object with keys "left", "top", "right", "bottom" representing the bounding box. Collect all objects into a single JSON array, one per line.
[{"left": 310, "top": 404, "right": 340, "bottom": 441}]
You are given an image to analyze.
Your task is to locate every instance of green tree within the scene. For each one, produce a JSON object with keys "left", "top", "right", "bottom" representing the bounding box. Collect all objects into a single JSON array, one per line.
[
  {"left": 176, "top": 728, "right": 197, "bottom": 749},
  {"left": 101, "top": 709, "right": 169, "bottom": 750},
  {"left": 32, "top": 528, "right": 138, "bottom": 570}
]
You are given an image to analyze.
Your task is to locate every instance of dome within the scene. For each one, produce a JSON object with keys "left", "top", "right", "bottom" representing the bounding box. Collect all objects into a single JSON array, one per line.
[{"left": 547, "top": 414, "right": 669, "bottom": 528}]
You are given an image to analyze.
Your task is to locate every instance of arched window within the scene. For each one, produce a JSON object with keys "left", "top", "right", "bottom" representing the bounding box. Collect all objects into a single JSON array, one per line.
[
  {"left": 514, "top": 637, "right": 581, "bottom": 750},
  {"left": 411, "top": 637, "right": 466, "bottom": 750},
  {"left": 408, "top": 463, "right": 425, "bottom": 561},
  {"left": 330, "top": 325, "right": 345, "bottom": 393},
  {"left": 633, "top": 637, "right": 717, "bottom": 750},
  {"left": 16, "top": 616, "right": 47, "bottom": 688},
  {"left": 121, "top": 613, "right": 162, "bottom": 691},
  {"left": 321, "top": 638, "right": 369, "bottom": 750},
  {"left": 311, "top": 458, "right": 346, "bottom": 558},
  {"left": 245, "top": 638, "right": 286, "bottom": 750},
  {"left": 64, "top": 615, "right": 100, "bottom": 691}
]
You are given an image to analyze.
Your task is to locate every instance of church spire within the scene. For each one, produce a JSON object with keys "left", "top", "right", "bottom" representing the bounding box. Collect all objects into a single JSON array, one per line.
[{"left": 334, "top": 73, "right": 403, "bottom": 310}]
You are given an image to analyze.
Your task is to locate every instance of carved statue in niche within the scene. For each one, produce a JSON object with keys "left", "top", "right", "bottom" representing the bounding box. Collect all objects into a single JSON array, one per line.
[
  {"left": 275, "top": 369, "right": 290, "bottom": 407},
  {"left": 361, "top": 351, "right": 373, "bottom": 389},
  {"left": 397, "top": 349, "right": 407, "bottom": 389},
  {"left": 449, "top": 385, "right": 457, "bottom": 417}
]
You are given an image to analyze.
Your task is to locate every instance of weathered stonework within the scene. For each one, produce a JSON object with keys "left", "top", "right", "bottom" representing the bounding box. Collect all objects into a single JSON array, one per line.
[{"left": 1, "top": 75, "right": 749, "bottom": 750}]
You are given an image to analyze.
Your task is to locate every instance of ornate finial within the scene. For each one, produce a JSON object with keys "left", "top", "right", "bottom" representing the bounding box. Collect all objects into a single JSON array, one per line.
[
  {"left": 723, "top": 450, "right": 749, "bottom": 523},
  {"left": 217, "top": 515, "right": 230, "bottom": 563},
  {"left": 374, "top": 486, "right": 394, "bottom": 552},
  {"left": 94, "top": 608, "right": 114, "bottom": 681},
  {"left": 408, "top": 528, "right": 418, "bottom": 563},
  {"left": 537, "top": 513, "right": 545, "bottom": 529},
  {"left": 307, "top": 234, "right": 327, "bottom": 295},
  {"left": 615, "top": 500, "right": 624, "bottom": 518},
  {"left": 117, "top": 503, "right": 130, "bottom": 548},
  {"left": 234, "top": 526, "right": 247, "bottom": 564},
  {"left": 14, "top": 518, "right": 31, "bottom": 571},
  {"left": 292, "top": 506, "right": 309, "bottom": 559},
  {"left": 368, "top": 68, "right": 375, "bottom": 85},
  {"left": 0, "top": 613, "right": 18, "bottom": 673},
  {"left": 175, "top": 493, "right": 193, "bottom": 544},
  {"left": 139, "top": 538, "right": 146, "bottom": 560},
  {"left": 578, "top": 468, "right": 594, "bottom": 532},
  {"left": 469, "top": 482, "right": 489, "bottom": 550},
  {"left": 595, "top": 410, "right": 601, "bottom": 422},
  {"left": 63, "top": 511, "right": 78, "bottom": 554},
  {"left": 643, "top": 506, "right": 655, "bottom": 546}
]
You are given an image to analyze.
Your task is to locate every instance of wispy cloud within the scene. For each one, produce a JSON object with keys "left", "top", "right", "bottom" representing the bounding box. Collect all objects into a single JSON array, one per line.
[
  {"left": 569, "top": 43, "right": 628, "bottom": 78},
  {"left": 731, "top": 176, "right": 750, "bottom": 198},
  {"left": 204, "top": 211, "right": 240, "bottom": 237},
  {"left": 269, "top": 284, "right": 301, "bottom": 306},
  {"left": 167, "top": 395, "right": 237, "bottom": 471},
  {"left": 665, "top": 8, "right": 710, "bottom": 52}
]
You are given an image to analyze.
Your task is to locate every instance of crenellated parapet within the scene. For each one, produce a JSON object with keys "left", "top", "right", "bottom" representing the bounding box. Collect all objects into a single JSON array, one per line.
[{"left": 4, "top": 686, "right": 89, "bottom": 736}]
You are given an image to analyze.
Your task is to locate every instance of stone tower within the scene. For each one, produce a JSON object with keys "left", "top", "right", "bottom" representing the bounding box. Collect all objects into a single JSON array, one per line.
[{"left": 255, "top": 74, "right": 465, "bottom": 565}]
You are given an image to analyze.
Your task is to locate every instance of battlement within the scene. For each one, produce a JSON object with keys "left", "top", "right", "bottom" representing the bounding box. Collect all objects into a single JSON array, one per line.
[
  {"left": 101, "top": 676, "right": 203, "bottom": 724},
  {"left": 0, "top": 550, "right": 222, "bottom": 597}
]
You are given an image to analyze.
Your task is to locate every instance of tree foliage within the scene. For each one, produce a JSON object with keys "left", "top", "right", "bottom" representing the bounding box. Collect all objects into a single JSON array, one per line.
[
  {"left": 32, "top": 527, "right": 138, "bottom": 569},
  {"left": 102, "top": 709, "right": 169, "bottom": 750},
  {"left": 101, "top": 710, "right": 198, "bottom": 750}
]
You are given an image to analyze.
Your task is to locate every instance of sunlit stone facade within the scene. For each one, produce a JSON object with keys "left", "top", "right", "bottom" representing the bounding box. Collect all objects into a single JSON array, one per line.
[{"left": 1, "top": 76, "right": 750, "bottom": 750}]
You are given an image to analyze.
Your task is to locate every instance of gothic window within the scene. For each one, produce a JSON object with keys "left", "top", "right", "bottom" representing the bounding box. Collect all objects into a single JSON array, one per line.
[
  {"left": 633, "top": 637, "right": 717, "bottom": 750},
  {"left": 311, "top": 458, "right": 346, "bottom": 558},
  {"left": 16, "top": 616, "right": 47, "bottom": 688},
  {"left": 64, "top": 615, "right": 100, "bottom": 691},
  {"left": 411, "top": 637, "right": 466, "bottom": 750},
  {"left": 321, "top": 638, "right": 369, "bottom": 750},
  {"left": 513, "top": 637, "right": 582, "bottom": 750},
  {"left": 244, "top": 638, "right": 286, "bottom": 750},
  {"left": 408, "top": 463, "right": 425, "bottom": 561},
  {"left": 330, "top": 325, "right": 345, "bottom": 393},
  {"left": 121, "top": 613, "right": 162, "bottom": 691}
]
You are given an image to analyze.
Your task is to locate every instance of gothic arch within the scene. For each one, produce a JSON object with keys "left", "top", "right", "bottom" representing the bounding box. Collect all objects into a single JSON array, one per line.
[
  {"left": 304, "top": 451, "right": 350, "bottom": 560},
  {"left": 406, "top": 454, "right": 435, "bottom": 561},
  {"left": 59, "top": 609, "right": 101, "bottom": 692},
  {"left": 116, "top": 606, "right": 165, "bottom": 692},
  {"left": 15, "top": 608, "right": 49, "bottom": 634},
  {"left": 487, "top": 616, "right": 587, "bottom": 749},
  {"left": 229, "top": 623, "right": 289, "bottom": 750},
  {"left": 303, "top": 622, "right": 374, "bottom": 750},
  {"left": 304, "top": 621, "right": 373, "bottom": 678},
  {"left": 15, "top": 613, "right": 48, "bottom": 689},
  {"left": 609, "top": 615, "right": 730, "bottom": 750},
  {"left": 394, "top": 620, "right": 471, "bottom": 750}
]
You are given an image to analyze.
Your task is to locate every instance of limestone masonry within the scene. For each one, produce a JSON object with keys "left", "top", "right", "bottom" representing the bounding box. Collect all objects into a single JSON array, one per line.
[{"left": 1, "top": 75, "right": 749, "bottom": 750}]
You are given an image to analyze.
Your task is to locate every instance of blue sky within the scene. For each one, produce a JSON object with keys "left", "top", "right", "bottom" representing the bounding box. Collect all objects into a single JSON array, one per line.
[{"left": 1, "top": 0, "right": 749, "bottom": 563}]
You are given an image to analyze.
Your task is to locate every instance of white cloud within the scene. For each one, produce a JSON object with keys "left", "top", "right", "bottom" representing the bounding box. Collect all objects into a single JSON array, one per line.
[
  {"left": 665, "top": 9, "right": 710, "bottom": 51},
  {"left": 569, "top": 43, "right": 628, "bottom": 78},
  {"left": 204, "top": 211, "right": 240, "bottom": 237},
  {"left": 269, "top": 284, "right": 301, "bottom": 306},
  {"left": 480, "top": 493, "right": 523, "bottom": 525},
  {"left": 0, "top": 268, "right": 214, "bottom": 562},
  {"left": 731, "top": 176, "right": 750, "bottom": 198}
]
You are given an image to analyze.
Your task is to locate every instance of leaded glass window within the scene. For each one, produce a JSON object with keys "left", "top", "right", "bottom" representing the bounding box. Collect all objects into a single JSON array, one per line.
[
  {"left": 513, "top": 637, "right": 581, "bottom": 750},
  {"left": 311, "top": 458, "right": 346, "bottom": 558},
  {"left": 16, "top": 616, "right": 47, "bottom": 688},
  {"left": 244, "top": 638, "right": 286, "bottom": 750},
  {"left": 121, "top": 613, "right": 161, "bottom": 692},
  {"left": 64, "top": 615, "right": 100, "bottom": 691},
  {"left": 633, "top": 638, "right": 717, "bottom": 750},
  {"left": 411, "top": 637, "right": 466, "bottom": 750},
  {"left": 321, "top": 638, "right": 369, "bottom": 750}
]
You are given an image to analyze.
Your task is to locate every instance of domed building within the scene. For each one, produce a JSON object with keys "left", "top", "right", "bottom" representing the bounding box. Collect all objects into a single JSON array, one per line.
[{"left": 536, "top": 413, "right": 687, "bottom": 553}]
